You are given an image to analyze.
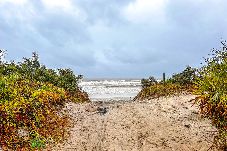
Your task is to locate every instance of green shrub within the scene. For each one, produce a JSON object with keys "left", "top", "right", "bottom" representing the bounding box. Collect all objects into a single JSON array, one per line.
[
  {"left": 137, "top": 66, "right": 196, "bottom": 101},
  {"left": 0, "top": 73, "right": 70, "bottom": 150},
  {"left": 135, "top": 83, "right": 192, "bottom": 100},
  {"left": 141, "top": 76, "right": 157, "bottom": 88},
  {"left": 0, "top": 51, "right": 89, "bottom": 103},
  {"left": 194, "top": 41, "right": 227, "bottom": 150},
  {"left": 0, "top": 51, "right": 89, "bottom": 150},
  {"left": 168, "top": 66, "right": 197, "bottom": 86},
  {"left": 138, "top": 83, "right": 180, "bottom": 99}
]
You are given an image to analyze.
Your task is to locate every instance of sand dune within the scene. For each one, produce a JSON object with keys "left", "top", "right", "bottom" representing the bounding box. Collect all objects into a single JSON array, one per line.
[{"left": 48, "top": 95, "right": 217, "bottom": 151}]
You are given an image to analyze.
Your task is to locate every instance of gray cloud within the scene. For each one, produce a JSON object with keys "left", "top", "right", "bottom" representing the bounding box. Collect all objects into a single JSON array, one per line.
[
  {"left": 0, "top": 0, "right": 227, "bottom": 78},
  {"left": 74, "top": 0, "right": 131, "bottom": 25}
]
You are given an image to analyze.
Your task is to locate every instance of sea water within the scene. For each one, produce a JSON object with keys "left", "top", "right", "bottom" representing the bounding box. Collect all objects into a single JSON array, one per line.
[{"left": 79, "top": 79, "right": 142, "bottom": 101}]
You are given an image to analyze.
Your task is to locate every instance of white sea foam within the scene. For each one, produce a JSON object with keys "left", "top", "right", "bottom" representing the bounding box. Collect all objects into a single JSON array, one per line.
[{"left": 79, "top": 79, "right": 142, "bottom": 101}]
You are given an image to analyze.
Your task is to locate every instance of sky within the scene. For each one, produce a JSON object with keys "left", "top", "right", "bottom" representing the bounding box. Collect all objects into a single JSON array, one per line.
[{"left": 0, "top": 0, "right": 227, "bottom": 78}]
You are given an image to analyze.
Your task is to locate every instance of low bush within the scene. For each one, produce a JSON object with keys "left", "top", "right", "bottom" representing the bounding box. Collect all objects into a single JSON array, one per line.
[
  {"left": 136, "top": 66, "right": 196, "bottom": 101},
  {"left": 0, "top": 51, "right": 89, "bottom": 150},
  {"left": 0, "top": 74, "right": 70, "bottom": 150},
  {"left": 141, "top": 76, "right": 157, "bottom": 88},
  {"left": 135, "top": 82, "right": 193, "bottom": 100},
  {"left": 194, "top": 42, "right": 227, "bottom": 150},
  {"left": 167, "top": 66, "right": 197, "bottom": 86},
  {"left": 0, "top": 52, "right": 89, "bottom": 103}
]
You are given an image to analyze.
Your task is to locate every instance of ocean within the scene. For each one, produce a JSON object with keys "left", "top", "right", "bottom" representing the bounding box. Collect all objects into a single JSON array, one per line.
[{"left": 78, "top": 79, "right": 142, "bottom": 101}]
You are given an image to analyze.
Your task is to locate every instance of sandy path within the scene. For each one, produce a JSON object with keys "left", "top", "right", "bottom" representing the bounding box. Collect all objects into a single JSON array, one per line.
[{"left": 49, "top": 95, "right": 217, "bottom": 151}]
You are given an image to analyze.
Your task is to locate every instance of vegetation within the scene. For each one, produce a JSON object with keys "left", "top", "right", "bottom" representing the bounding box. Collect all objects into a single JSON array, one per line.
[
  {"left": 135, "top": 83, "right": 181, "bottom": 100},
  {"left": 194, "top": 42, "right": 227, "bottom": 150},
  {"left": 0, "top": 50, "right": 89, "bottom": 150},
  {"left": 167, "top": 66, "right": 197, "bottom": 86},
  {"left": 141, "top": 76, "right": 157, "bottom": 88},
  {"left": 136, "top": 66, "right": 196, "bottom": 100},
  {"left": 136, "top": 41, "right": 227, "bottom": 150},
  {"left": 1, "top": 40, "right": 227, "bottom": 150}
]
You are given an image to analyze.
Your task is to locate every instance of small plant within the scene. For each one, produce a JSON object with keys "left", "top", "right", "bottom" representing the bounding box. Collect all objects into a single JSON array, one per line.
[
  {"left": 168, "top": 66, "right": 197, "bottom": 86},
  {"left": 30, "top": 137, "right": 46, "bottom": 149},
  {"left": 0, "top": 49, "right": 6, "bottom": 64},
  {"left": 141, "top": 76, "right": 157, "bottom": 88}
]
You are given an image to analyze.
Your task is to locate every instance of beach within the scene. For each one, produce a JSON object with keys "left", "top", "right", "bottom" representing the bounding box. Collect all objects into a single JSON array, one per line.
[{"left": 47, "top": 80, "right": 217, "bottom": 151}]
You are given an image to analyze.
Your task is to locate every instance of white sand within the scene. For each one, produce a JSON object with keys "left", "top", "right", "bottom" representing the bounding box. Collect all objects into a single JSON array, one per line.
[{"left": 48, "top": 95, "right": 217, "bottom": 151}]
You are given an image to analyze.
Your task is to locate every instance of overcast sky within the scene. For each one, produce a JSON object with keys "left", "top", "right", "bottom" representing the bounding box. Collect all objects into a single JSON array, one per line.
[{"left": 0, "top": 0, "right": 226, "bottom": 78}]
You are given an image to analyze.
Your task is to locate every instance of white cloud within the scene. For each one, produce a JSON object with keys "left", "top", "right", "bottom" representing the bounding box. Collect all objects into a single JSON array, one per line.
[
  {"left": 0, "top": 0, "right": 27, "bottom": 5},
  {"left": 41, "top": 0, "right": 73, "bottom": 10},
  {"left": 0, "top": 0, "right": 36, "bottom": 24},
  {"left": 123, "top": 0, "right": 168, "bottom": 24},
  {"left": 41, "top": 0, "right": 87, "bottom": 21}
]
